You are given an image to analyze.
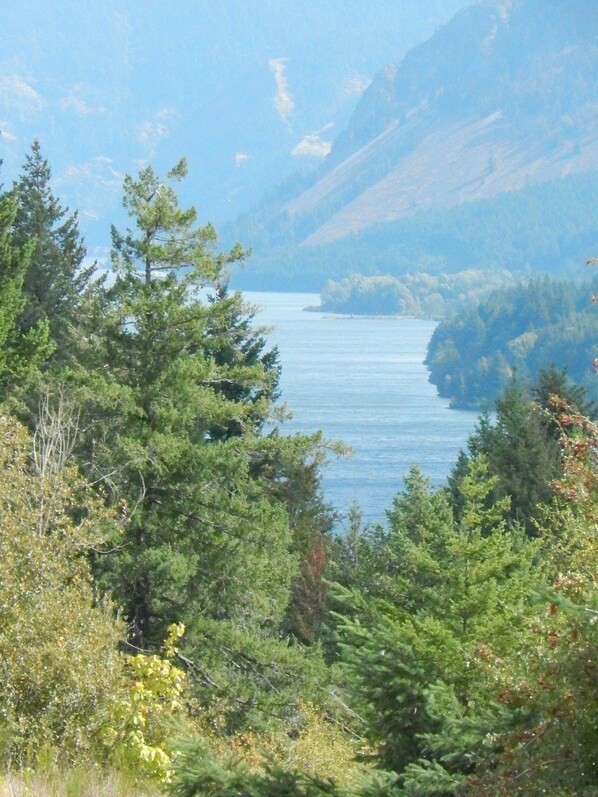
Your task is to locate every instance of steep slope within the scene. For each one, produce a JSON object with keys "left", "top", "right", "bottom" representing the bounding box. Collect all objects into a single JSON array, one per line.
[{"left": 253, "top": 0, "right": 598, "bottom": 248}]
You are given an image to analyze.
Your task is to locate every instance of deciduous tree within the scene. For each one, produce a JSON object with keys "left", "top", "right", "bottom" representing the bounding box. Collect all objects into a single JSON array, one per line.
[{"left": 0, "top": 410, "right": 125, "bottom": 764}]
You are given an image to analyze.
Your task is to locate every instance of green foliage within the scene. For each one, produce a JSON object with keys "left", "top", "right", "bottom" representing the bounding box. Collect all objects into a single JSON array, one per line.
[
  {"left": 6, "top": 144, "right": 597, "bottom": 797},
  {"left": 108, "top": 623, "right": 189, "bottom": 783},
  {"left": 65, "top": 160, "right": 312, "bottom": 644},
  {"left": 170, "top": 734, "right": 397, "bottom": 797},
  {"left": 111, "top": 157, "right": 233, "bottom": 287},
  {"left": 469, "top": 402, "right": 598, "bottom": 795},
  {"left": 165, "top": 622, "right": 372, "bottom": 794},
  {"left": 0, "top": 152, "right": 343, "bottom": 787},
  {"left": 426, "top": 276, "right": 598, "bottom": 407},
  {"left": 333, "top": 460, "right": 538, "bottom": 790},
  {"left": 0, "top": 193, "right": 53, "bottom": 401},
  {"left": 448, "top": 370, "right": 595, "bottom": 535},
  {"left": 327, "top": 397, "right": 598, "bottom": 796},
  {"left": 202, "top": 284, "right": 282, "bottom": 438},
  {"left": 178, "top": 616, "right": 340, "bottom": 739},
  {"left": 0, "top": 410, "right": 125, "bottom": 765}
]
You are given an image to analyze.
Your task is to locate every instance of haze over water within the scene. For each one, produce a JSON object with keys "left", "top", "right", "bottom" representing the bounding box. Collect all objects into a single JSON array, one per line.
[{"left": 246, "top": 292, "right": 480, "bottom": 528}]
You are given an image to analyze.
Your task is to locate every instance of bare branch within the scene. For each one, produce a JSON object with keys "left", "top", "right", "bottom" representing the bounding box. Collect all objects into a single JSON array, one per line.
[{"left": 33, "top": 388, "right": 80, "bottom": 481}]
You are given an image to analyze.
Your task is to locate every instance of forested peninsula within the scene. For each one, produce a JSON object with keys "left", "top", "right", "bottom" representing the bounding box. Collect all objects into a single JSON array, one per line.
[
  {"left": 426, "top": 276, "right": 598, "bottom": 408},
  {"left": 1, "top": 144, "right": 597, "bottom": 797},
  {"left": 315, "top": 269, "right": 514, "bottom": 317}
]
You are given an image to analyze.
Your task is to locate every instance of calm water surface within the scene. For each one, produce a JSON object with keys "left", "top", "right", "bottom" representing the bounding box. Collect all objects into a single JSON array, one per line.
[{"left": 246, "top": 292, "right": 479, "bottom": 528}]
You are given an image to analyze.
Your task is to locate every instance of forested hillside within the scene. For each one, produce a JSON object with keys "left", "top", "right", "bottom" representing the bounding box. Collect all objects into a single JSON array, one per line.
[
  {"left": 426, "top": 276, "right": 598, "bottom": 408},
  {"left": 230, "top": 172, "right": 598, "bottom": 290},
  {"left": 1, "top": 145, "right": 597, "bottom": 797}
]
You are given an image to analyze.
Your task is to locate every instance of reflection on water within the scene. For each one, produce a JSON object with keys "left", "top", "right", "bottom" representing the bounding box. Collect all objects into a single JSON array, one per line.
[{"left": 246, "top": 292, "right": 479, "bottom": 528}]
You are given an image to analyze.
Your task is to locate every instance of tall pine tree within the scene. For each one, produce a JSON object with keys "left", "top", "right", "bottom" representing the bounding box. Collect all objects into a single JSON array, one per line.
[{"left": 71, "top": 159, "right": 330, "bottom": 649}]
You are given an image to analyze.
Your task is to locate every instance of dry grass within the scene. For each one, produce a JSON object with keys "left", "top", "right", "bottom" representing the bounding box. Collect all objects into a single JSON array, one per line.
[{"left": 0, "top": 769, "right": 163, "bottom": 797}]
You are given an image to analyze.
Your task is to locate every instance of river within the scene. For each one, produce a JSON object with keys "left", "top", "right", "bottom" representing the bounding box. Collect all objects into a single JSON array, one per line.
[{"left": 245, "top": 292, "right": 480, "bottom": 529}]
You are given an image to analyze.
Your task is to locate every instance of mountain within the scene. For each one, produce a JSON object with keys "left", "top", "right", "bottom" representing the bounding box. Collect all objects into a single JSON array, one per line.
[
  {"left": 0, "top": 1, "right": 469, "bottom": 262},
  {"left": 229, "top": 0, "right": 598, "bottom": 288}
]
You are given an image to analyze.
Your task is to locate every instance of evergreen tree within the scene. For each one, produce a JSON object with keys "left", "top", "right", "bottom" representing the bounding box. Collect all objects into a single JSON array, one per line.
[
  {"left": 10, "top": 140, "right": 94, "bottom": 351},
  {"left": 334, "top": 460, "right": 538, "bottom": 790},
  {"left": 69, "top": 159, "right": 330, "bottom": 651},
  {"left": 450, "top": 370, "right": 596, "bottom": 535},
  {"left": 171, "top": 733, "right": 395, "bottom": 797},
  {"left": 473, "top": 403, "right": 598, "bottom": 796},
  {"left": 532, "top": 363, "right": 598, "bottom": 420},
  {"left": 380, "top": 467, "right": 456, "bottom": 611},
  {"left": 201, "top": 283, "right": 281, "bottom": 440},
  {"left": 426, "top": 276, "right": 598, "bottom": 408},
  {"left": 483, "top": 381, "right": 560, "bottom": 533}
]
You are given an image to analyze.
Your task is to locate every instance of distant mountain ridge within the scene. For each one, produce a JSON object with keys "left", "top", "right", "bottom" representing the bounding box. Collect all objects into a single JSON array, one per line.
[
  {"left": 0, "top": 0, "right": 469, "bottom": 259},
  {"left": 231, "top": 0, "right": 598, "bottom": 274}
]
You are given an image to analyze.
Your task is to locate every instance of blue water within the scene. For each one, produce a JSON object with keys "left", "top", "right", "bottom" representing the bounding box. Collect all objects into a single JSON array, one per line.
[{"left": 246, "top": 292, "right": 480, "bottom": 529}]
